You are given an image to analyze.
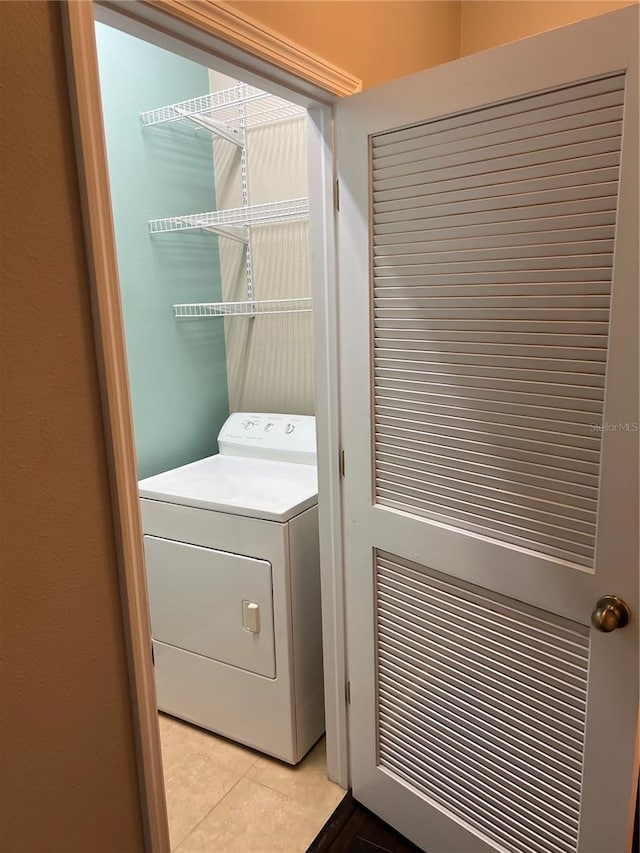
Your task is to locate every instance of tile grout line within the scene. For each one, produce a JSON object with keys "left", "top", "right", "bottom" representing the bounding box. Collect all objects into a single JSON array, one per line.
[
  {"left": 235, "top": 777, "right": 344, "bottom": 853},
  {"left": 240, "top": 773, "right": 301, "bottom": 801},
  {"left": 172, "top": 746, "right": 263, "bottom": 853},
  {"left": 172, "top": 773, "right": 246, "bottom": 853},
  {"left": 163, "top": 727, "right": 338, "bottom": 852},
  {"left": 241, "top": 752, "right": 261, "bottom": 778},
  {"left": 159, "top": 719, "right": 261, "bottom": 852},
  {"left": 171, "top": 767, "right": 343, "bottom": 853},
  {"left": 176, "top": 772, "right": 334, "bottom": 853},
  {"left": 239, "top": 773, "right": 346, "bottom": 819},
  {"left": 168, "top": 743, "right": 261, "bottom": 851}
]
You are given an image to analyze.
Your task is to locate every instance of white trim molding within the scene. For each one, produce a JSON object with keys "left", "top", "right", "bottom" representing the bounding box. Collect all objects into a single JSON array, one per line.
[
  {"left": 307, "top": 105, "right": 349, "bottom": 788},
  {"left": 140, "top": 0, "right": 362, "bottom": 97},
  {"left": 61, "top": 4, "right": 170, "bottom": 852}
]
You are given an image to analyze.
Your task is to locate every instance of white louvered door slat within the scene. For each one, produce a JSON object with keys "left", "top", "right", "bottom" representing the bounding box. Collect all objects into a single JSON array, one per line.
[
  {"left": 336, "top": 8, "right": 638, "bottom": 853},
  {"left": 371, "top": 66, "right": 618, "bottom": 571}
]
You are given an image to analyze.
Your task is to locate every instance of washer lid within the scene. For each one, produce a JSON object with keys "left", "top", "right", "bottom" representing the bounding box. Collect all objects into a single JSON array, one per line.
[{"left": 138, "top": 454, "right": 318, "bottom": 522}]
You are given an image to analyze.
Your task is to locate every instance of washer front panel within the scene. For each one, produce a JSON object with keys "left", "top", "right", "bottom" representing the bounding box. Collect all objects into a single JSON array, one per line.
[{"left": 144, "top": 535, "right": 276, "bottom": 678}]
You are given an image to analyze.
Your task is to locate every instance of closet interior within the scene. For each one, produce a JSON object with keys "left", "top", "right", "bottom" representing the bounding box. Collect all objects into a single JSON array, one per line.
[{"left": 95, "top": 21, "right": 341, "bottom": 853}]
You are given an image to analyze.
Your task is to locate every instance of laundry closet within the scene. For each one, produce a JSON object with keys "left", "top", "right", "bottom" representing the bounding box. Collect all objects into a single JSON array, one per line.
[
  {"left": 95, "top": 24, "right": 314, "bottom": 476},
  {"left": 95, "top": 20, "right": 340, "bottom": 851}
]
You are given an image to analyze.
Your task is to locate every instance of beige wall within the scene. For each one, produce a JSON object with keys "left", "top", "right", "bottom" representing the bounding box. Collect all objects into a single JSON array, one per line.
[
  {"left": 0, "top": 3, "right": 144, "bottom": 852},
  {"left": 231, "top": 1, "right": 638, "bottom": 82},
  {"left": 460, "top": 0, "right": 638, "bottom": 55},
  {"left": 230, "top": 1, "right": 462, "bottom": 88},
  {"left": 211, "top": 72, "right": 314, "bottom": 415}
]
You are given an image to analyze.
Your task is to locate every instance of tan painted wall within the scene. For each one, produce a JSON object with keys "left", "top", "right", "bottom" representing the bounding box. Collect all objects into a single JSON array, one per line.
[
  {"left": 460, "top": 0, "right": 638, "bottom": 56},
  {"left": 230, "top": 1, "right": 462, "bottom": 88},
  {"left": 0, "top": 3, "right": 144, "bottom": 852}
]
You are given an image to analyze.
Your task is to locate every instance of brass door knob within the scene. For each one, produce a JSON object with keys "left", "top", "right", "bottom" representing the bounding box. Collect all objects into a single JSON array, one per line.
[{"left": 591, "top": 596, "right": 631, "bottom": 632}]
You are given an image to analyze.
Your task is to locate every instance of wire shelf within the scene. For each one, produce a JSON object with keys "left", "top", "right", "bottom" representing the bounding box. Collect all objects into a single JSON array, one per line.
[
  {"left": 173, "top": 298, "right": 312, "bottom": 318},
  {"left": 140, "top": 83, "right": 305, "bottom": 131},
  {"left": 149, "top": 198, "right": 309, "bottom": 235}
]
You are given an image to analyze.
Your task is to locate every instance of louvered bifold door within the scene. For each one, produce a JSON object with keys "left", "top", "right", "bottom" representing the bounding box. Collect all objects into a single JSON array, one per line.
[
  {"left": 372, "top": 73, "right": 624, "bottom": 569},
  {"left": 365, "top": 74, "right": 630, "bottom": 853},
  {"left": 336, "top": 16, "right": 639, "bottom": 848}
]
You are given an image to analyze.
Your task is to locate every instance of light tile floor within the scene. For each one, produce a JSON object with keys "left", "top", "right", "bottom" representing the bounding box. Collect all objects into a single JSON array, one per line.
[{"left": 159, "top": 713, "right": 345, "bottom": 852}]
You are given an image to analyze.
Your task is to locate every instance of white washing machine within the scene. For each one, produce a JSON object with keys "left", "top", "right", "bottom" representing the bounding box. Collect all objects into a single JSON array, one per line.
[{"left": 138, "top": 412, "right": 324, "bottom": 764}]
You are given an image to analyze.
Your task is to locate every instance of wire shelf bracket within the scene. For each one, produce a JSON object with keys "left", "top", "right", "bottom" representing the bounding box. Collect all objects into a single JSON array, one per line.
[
  {"left": 201, "top": 224, "right": 248, "bottom": 244},
  {"left": 173, "top": 107, "right": 243, "bottom": 147}
]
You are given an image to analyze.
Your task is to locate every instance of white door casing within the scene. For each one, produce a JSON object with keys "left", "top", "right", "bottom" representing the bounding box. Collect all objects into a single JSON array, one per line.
[{"left": 337, "top": 8, "right": 638, "bottom": 853}]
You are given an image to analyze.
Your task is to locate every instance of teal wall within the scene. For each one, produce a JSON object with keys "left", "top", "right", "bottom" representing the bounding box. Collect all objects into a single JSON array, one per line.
[{"left": 95, "top": 23, "right": 229, "bottom": 479}]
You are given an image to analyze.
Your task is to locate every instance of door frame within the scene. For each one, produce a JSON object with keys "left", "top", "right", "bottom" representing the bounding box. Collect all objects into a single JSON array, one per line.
[{"left": 61, "top": 2, "right": 359, "bottom": 850}]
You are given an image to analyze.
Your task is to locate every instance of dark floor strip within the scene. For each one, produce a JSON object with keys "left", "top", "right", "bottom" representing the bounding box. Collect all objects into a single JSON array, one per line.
[{"left": 307, "top": 792, "right": 423, "bottom": 853}]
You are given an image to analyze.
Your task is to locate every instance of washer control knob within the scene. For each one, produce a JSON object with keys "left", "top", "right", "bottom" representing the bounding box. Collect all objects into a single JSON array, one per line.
[
  {"left": 264, "top": 422, "right": 275, "bottom": 432},
  {"left": 285, "top": 423, "right": 295, "bottom": 434},
  {"left": 242, "top": 419, "right": 256, "bottom": 430}
]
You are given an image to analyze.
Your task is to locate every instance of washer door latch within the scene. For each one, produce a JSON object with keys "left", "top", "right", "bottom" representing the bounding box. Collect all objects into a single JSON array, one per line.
[{"left": 242, "top": 600, "right": 261, "bottom": 633}]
